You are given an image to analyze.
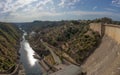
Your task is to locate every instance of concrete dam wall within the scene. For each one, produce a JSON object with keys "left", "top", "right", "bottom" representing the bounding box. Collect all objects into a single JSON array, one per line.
[
  {"left": 90, "top": 23, "right": 120, "bottom": 44},
  {"left": 81, "top": 23, "right": 120, "bottom": 75},
  {"left": 105, "top": 25, "right": 120, "bottom": 44}
]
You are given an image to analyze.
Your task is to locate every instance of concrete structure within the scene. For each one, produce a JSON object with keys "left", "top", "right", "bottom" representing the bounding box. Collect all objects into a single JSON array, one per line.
[
  {"left": 50, "top": 65, "right": 81, "bottom": 75},
  {"left": 90, "top": 23, "right": 120, "bottom": 44},
  {"left": 81, "top": 23, "right": 120, "bottom": 75},
  {"left": 104, "top": 24, "right": 120, "bottom": 44}
]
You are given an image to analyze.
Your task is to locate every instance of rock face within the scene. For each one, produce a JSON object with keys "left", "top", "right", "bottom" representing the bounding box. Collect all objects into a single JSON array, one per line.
[{"left": 82, "top": 23, "right": 120, "bottom": 75}]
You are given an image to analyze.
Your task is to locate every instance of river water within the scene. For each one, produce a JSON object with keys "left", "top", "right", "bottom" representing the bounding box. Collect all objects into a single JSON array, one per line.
[{"left": 19, "top": 32, "right": 42, "bottom": 75}]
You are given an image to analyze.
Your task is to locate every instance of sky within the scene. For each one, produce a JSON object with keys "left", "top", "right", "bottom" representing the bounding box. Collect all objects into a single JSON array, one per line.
[{"left": 0, "top": 0, "right": 120, "bottom": 22}]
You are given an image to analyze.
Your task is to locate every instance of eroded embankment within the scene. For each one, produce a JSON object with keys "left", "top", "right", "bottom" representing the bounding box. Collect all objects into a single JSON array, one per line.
[{"left": 81, "top": 23, "right": 120, "bottom": 75}]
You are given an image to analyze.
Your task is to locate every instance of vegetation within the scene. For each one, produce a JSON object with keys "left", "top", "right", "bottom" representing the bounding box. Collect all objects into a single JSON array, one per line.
[
  {"left": 92, "top": 17, "right": 120, "bottom": 25},
  {"left": 28, "top": 21, "right": 100, "bottom": 64},
  {"left": 24, "top": 17, "right": 119, "bottom": 65},
  {"left": 15, "top": 21, "right": 64, "bottom": 32},
  {"left": 0, "top": 22, "right": 21, "bottom": 72}
]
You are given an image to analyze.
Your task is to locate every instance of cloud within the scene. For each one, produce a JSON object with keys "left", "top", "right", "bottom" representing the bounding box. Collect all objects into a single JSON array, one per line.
[
  {"left": 112, "top": 0, "right": 120, "bottom": 7},
  {"left": 1, "top": 0, "right": 37, "bottom": 13},
  {"left": 0, "top": 0, "right": 56, "bottom": 22},
  {"left": 0, "top": 0, "right": 54, "bottom": 13},
  {"left": 0, "top": 0, "right": 120, "bottom": 22},
  {"left": 1, "top": 10, "right": 120, "bottom": 22},
  {"left": 58, "top": 0, "right": 80, "bottom": 7},
  {"left": 105, "top": 8, "right": 117, "bottom": 12},
  {"left": 0, "top": 4, "right": 3, "bottom": 9},
  {"left": 93, "top": 6, "right": 97, "bottom": 10},
  {"left": 66, "top": 11, "right": 119, "bottom": 17}
]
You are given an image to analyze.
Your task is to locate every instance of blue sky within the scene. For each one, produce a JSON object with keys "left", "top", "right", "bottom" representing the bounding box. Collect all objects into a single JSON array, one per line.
[{"left": 0, "top": 0, "right": 120, "bottom": 22}]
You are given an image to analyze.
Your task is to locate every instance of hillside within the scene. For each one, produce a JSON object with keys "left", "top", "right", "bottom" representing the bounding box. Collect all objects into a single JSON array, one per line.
[
  {"left": 28, "top": 21, "right": 100, "bottom": 66},
  {"left": 22, "top": 18, "right": 120, "bottom": 75},
  {"left": 19, "top": 19, "right": 120, "bottom": 75},
  {"left": 0, "top": 22, "right": 21, "bottom": 73}
]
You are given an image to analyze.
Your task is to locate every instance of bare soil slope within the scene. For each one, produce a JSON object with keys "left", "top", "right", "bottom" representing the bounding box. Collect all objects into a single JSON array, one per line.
[{"left": 81, "top": 35, "right": 120, "bottom": 75}]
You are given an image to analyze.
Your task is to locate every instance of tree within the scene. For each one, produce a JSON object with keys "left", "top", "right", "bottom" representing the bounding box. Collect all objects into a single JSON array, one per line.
[{"left": 100, "top": 17, "right": 112, "bottom": 24}]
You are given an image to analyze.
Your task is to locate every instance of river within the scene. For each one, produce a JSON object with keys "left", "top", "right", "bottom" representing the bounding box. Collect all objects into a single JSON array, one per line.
[{"left": 19, "top": 31, "right": 42, "bottom": 75}]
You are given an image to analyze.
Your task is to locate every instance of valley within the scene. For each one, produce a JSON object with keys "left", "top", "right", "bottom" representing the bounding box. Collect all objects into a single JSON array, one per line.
[
  {"left": 0, "top": 17, "right": 120, "bottom": 75},
  {"left": 20, "top": 20, "right": 101, "bottom": 75},
  {"left": 0, "top": 0, "right": 120, "bottom": 75}
]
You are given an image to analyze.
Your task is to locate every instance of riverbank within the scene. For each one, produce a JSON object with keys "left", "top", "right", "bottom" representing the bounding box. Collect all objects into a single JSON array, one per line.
[
  {"left": 0, "top": 23, "right": 23, "bottom": 75},
  {"left": 0, "top": 40, "right": 26, "bottom": 75},
  {"left": 0, "top": 64, "right": 25, "bottom": 75}
]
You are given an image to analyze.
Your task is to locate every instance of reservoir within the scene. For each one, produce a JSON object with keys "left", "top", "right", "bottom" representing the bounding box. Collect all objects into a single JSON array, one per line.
[{"left": 19, "top": 32, "right": 42, "bottom": 75}]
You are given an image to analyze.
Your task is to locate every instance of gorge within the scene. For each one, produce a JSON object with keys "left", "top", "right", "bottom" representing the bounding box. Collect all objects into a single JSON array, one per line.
[{"left": 1, "top": 19, "right": 120, "bottom": 75}]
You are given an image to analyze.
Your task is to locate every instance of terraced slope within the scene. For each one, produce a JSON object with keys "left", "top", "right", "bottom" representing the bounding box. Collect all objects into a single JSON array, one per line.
[
  {"left": 0, "top": 22, "right": 21, "bottom": 72},
  {"left": 81, "top": 35, "right": 120, "bottom": 75}
]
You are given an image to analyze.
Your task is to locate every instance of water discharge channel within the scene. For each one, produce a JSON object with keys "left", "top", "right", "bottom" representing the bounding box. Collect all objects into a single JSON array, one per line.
[{"left": 19, "top": 31, "right": 42, "bottom": 75}]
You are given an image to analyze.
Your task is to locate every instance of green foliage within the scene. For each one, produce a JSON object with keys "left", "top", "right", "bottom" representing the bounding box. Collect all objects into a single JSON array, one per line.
[
  {"left": 71, "top": 20, "right": 80, "bottom": 25},
  {"left": 88, "top": 17, "right": 120, "bottom": 25},
  {"left": 100, "top": 17, "right": 112, "bottom": 24}
]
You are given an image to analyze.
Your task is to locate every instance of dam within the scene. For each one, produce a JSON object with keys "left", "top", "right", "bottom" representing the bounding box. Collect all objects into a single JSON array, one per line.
[{"left": 81, "top": 23, "right": 120, "bottom": 75}]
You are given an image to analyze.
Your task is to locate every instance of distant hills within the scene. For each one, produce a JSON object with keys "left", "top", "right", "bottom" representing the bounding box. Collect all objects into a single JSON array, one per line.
[
  {"left": 15, "top": 17, "right": 120, "bottom": 33},
  {"left": 15, "top": 21, "right": 65, "bottom": 32}
]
